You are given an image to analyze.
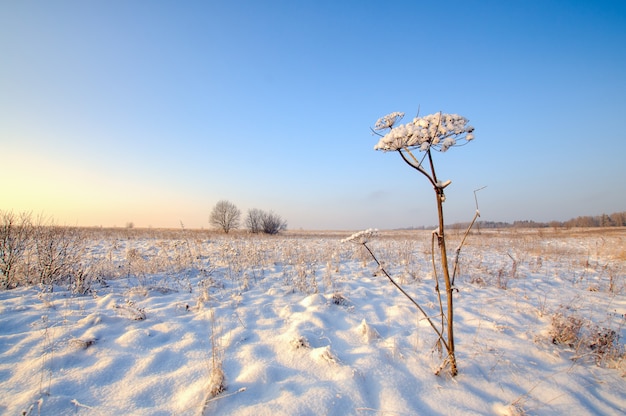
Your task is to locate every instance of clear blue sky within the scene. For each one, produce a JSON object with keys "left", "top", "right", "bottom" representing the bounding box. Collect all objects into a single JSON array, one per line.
[{"left": 2, "top": 0, "right": 625, "bottom": 230}]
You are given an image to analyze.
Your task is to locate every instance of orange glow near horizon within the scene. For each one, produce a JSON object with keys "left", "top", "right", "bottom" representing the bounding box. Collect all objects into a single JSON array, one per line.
[{"left": 4, "top": 154, "right": 209, "bottom": 228}]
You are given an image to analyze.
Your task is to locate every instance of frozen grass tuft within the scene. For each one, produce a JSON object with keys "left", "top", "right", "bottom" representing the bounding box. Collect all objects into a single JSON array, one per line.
[
  {"left": 549, "top": 310, "right": 625, "bottom": 370},
  {"left": 550, "top": 312, "right": 584, "bottom": 348},
  {"left": 207, "top": 364, "right": 226, "bottom": 397}
]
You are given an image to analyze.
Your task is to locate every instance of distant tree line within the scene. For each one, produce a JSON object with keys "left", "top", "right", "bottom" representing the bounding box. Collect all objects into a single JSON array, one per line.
[{"left": 444, "top": 211, "right": 626, "bottom": 230}]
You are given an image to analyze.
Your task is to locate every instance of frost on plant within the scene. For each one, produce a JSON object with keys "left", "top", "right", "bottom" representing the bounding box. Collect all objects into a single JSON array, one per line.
[
  {"left": 362, "top": 108, "right": 477, "bottom": 377},
  {"left": 342, "top": 229, "right": 379, "bottom": 245},
  {"left": 374, "top": 112, "right": 405, "bottom": 131},
  {"left": 373, "top": 112, "right": 474, "bottom": 153}
]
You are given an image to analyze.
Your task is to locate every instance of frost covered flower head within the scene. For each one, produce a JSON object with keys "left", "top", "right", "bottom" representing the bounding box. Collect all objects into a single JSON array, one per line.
[
  {"left": 342, "top": 228, "right": 378, "bottom": 244},
  {"left": 374, "top": 112, "right": 405, "bottom": 131},
  {"left": 373, "top": 112, "right": 474, "bottom": 152}
]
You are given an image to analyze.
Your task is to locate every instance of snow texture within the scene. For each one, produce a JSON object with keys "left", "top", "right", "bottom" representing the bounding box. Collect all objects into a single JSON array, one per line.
[{"left": 0, "top": 229, "right": 624, "bottom": 415}]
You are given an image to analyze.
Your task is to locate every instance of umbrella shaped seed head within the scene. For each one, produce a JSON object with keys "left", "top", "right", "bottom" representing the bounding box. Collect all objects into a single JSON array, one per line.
[{"left": 374, "top": 111, "right": 474, "bottom": 152}]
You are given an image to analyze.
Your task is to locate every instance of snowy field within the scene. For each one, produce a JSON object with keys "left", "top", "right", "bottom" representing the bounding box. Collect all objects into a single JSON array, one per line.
[{"left": 1, "top": 227, "right": 625, "bottom": 415}]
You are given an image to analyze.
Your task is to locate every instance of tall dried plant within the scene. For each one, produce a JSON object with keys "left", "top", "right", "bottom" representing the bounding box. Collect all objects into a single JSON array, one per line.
[{"left": 364, "top": 110, "right": 476, "bottom": 376}]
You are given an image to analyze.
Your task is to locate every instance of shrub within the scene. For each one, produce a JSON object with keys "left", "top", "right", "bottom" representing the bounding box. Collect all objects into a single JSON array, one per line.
[
  {"left": 32, "top": 223, "right": 86, "bottom": 291},
  {"left": 0, "top": 211, "right": 32, "bottom": 289},
  {"left": 246, "top": 209, "right": 287, "bottom": 234},
  {"left": 261, "top": 211, "right": 287, "bottom": 235},
  {"left": 550, "top": 311, "right": 625, "bottom": 369}
]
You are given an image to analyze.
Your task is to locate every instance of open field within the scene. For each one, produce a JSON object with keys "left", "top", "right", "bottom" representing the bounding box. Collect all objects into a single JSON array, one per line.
[{"left": 1, "top": 227, "right": 625, "bottom": 415}]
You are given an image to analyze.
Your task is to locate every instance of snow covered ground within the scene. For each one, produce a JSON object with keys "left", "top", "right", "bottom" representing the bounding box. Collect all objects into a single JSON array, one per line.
[{"left": 1, "top": 228, "right": 624, "bottom": 415}]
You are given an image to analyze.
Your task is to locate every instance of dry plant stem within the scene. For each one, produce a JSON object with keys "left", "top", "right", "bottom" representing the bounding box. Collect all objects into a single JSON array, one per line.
[
  {"left": 435, "top": 190, "right": 457, "bottom": 376},
  {"left": 399, "top": 150, "right": 435, "bottom": 187},
  {"left": 399, "top": 146, "right": 458, "bottom": 376},
  {"left": 361, "top": 242, "right": 448, "bottom": 351},
  {"left": 431, "top": 232, "right": 446, "bottom": 339},
  {"left": 451, "top": 210, "right": 480, "bottom": 286}
]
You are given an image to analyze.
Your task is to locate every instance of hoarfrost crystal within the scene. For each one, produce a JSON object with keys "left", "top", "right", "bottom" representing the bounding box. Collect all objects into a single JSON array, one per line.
[
  {"left": 342, "top": 229, "right": 379, "bottom": 244},
  {"left": 374, "top": 112, "right": 405, "bottom": 131},
  {"left": 373, "top": 111, "right": 474, "bottom": 152}
]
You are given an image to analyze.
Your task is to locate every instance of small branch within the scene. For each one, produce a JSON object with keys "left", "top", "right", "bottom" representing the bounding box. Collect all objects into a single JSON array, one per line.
[
  {"left": 361, "top": 242, "right": 449, "bottom": 351},
  {"left": 451, "top": 209, "right": 480, "bottom": 286},
  {"left": 398, "top": 150, "right": 436, "bottom": 188},
  {"left": 431, "top": 231, "right": 446, "bottom": 336},
  {"left": 71, "top": 399, "right": 94, "bottom": 410},
  {"left": 200, "top": 387, "right": 247, "bottom": 415},
  {"left": 426, "top": 148, "right": 439, "bottom": 188},
  {"left": 369, "top": 127, "right": 384, "bottom": 138},
  {"left": 474, "top": 186, "right": 487, "bottom": 211},
  {"left": 451, "top": 186, "right": 485, "bottom": 286},
  {"left": 403, "top": 146, "right": 428, "bottom": 170},
  {"left": 431, "top": 230, "right": 440, "bottom": 291}
]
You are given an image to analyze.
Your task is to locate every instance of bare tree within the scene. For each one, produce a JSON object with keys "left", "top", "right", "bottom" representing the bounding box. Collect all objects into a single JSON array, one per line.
[
  {"left": 261, "top": 211, "right": 287, "bottom": 235},
  {"left": 209, "top": 200, "right": 241, "bottom": 234},
  {"left": 245, "top": 208, "right": 264, "bottom": 233},
  {"left": 610, "top": 211, "right": 626, "bottom": 226}
]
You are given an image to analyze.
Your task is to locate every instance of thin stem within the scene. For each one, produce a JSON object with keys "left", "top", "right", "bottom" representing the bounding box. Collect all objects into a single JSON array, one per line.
[
  {"left": 361, "top": 242, "right": 449, "bottom": 351},
  {"left": 427, "top": 148, "right": 439, "bottom": 186},
  {"left": 369, "top": 127, "right": 384, "bottom": 138},
  {"left": 427, "top": 145, "right": 458, "bottom": 376},
  {"left": 398, "top": 150, "right": 436, "bottom": 188},
  {"left": 431, "top": 231, "right": 445, "bottom": 334},
  {"left": 451, "top": 210, "right": 480, "bottom": 286},
  {"left": 404, "top": 146, "right": 427, "bottom": 170},
  {"left": 434, "top": 189, "right": 457, "bottom": 376}
]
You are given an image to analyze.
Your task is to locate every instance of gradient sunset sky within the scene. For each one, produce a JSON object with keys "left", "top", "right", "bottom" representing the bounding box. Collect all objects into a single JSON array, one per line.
[{"left": 2, "top": 0, "right": 625, "bottom": 229}]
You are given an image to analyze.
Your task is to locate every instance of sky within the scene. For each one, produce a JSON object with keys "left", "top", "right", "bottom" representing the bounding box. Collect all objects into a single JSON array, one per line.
[{"left": 1, "top": 0, "right": 625, "bottom": 230}]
